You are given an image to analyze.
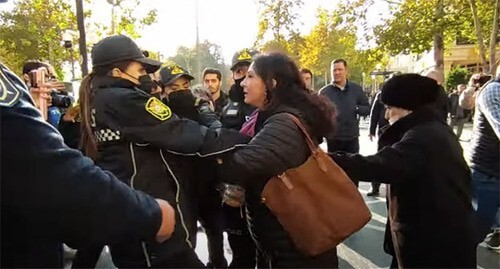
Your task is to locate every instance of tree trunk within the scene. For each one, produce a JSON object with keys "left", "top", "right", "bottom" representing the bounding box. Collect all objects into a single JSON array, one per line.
[
  {"left": 76, "top": 0, "right": 88, "bottom": 76},
  {"left": 469, "top": 0, "right": 489, "bottom": 72},
  {"left": 489, "top": 0, "right": 500, "bottom": 75},
  {"left": 433, "top": 0, "right": 445, "bottom": 81}
]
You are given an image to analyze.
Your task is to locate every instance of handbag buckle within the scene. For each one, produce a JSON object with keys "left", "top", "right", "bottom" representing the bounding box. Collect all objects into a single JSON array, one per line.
[{"left": 278, "top": 173, "right": 294, "bottom": 190}]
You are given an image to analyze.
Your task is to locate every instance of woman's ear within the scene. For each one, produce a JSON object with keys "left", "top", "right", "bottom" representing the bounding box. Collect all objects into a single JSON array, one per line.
[{"left": 111, "top": 68, "right": 122, "bottom": 78}]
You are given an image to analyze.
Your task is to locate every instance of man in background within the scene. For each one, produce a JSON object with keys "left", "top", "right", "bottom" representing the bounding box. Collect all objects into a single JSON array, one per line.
[
  {"left": 300, "top": 68, "right": 313, "bottom": 92},
  {"left": 203, "top": 67, "right": 228, "bottom": 116},
  {"left": 319, "top": 59, "right": 370, "bottom": 159}
]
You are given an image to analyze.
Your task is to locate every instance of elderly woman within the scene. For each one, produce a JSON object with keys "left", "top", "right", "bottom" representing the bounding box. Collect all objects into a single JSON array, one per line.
[
  {"left": 218, "top": 53, "right": 338, "bottom": 268},
  {"left": 330, "top": 74, "right": 477, "bottom": 268}
]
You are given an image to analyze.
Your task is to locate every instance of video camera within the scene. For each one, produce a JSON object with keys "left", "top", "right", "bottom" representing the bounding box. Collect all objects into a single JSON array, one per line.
[
  {"left": 28, "top": 69, "right": 73, "bottom": 109},
  {"left": 50, "top": 90, "right": 73, "bottom": 108}
]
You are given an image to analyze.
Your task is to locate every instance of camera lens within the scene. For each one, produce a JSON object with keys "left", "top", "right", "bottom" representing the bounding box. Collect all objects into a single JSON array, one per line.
[{"left": 50, "top": 91, "right": 72, "bottom": 108}]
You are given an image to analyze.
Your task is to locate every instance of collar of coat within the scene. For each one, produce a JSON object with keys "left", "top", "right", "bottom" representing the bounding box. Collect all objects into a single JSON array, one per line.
[{"left": 378, "top": 106, "right": 445, "bottom": 148}]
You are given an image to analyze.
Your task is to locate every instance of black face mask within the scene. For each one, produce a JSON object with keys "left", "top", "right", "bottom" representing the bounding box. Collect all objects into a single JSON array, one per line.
[
  {"left": 123, "top": 71, "right": 154, "bottom": 94},
  {"left": 167, "top": 90, "right": 199, "bottom": 121},
  {"left": 229, "top": 77, "right": 245, "bottom": 102},
  {"left": 137, "top": 74, "right": 154, "bottom": 94}
]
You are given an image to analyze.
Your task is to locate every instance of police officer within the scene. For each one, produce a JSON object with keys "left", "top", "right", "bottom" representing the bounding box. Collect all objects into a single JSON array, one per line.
[
  {"left": 78, "top": 35, "right": 245, "bottom": 268},
  {"left": 157, "top": 64, "right": 220, "bottom": 129},
  {"left": 220, "top": 48, "right": 260, "bottom": 269},
  {"left": 0, "top": 62, "right": 176, "bottom": 268},
  {"left": 221, "top": 49, "right": 259, "bottom": 130},
  {"left": 159, "top": 64, "right": 227, "bottom": 268}
]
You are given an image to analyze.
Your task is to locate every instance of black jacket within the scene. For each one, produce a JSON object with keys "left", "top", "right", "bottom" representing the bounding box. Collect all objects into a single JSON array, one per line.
[
  {"left": 369, "top": 92, "right": 389, "bottom": 137},
  {"left": 434, "top": 85, "right": 450, "bottom": 121},
  {"left": 331, "top": 107, "right": 477, "bottom": 268},
  {"left": 0, "top": 64, "right": 162, "bottom": 268},
  {"left": 220, "top": 83, "right": 256, "bottom": 130},
  {"left": 214, "top": 91, "right": 229, "bottom": 116},
  {"left": 219, "top": 106, "right": 337, "bottom": 268},
  {"left": 89, "top": 77, "right": 245, "bottom": 267},
  {"left": 58, "top": 116, "right": 81, "bottom": 149},
  {"left": 319, "top": 81, "right": 370, "bottom": 140}
]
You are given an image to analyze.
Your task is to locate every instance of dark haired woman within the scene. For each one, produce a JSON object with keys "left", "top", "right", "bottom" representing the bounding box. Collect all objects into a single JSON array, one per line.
[
  {"left": 218, "top": 52, "right": 338, "bottom": 268},
  {"left": 330, "top": 74, "right": 477, "bottom": 268}
]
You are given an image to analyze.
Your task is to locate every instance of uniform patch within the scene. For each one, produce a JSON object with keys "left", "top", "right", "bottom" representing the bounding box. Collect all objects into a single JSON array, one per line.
[
  {"left": 237, "top": 49, "right": 252, "bottom": 61},
  {"left": 145, "top": 97, "right": 172, "bottom": 121},
  {"left": 171, "top": 65, "right": 184, "bottom": 75},
  {"left": 0, "top": 68, "right": 21, "bottom": 107}
]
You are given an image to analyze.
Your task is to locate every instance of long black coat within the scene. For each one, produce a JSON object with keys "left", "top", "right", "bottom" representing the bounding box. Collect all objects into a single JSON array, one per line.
[{"left": 331, "top": 106, "right": 477, "bottom": 268}]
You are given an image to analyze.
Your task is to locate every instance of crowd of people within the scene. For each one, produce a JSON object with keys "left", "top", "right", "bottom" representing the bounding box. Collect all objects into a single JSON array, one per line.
[{"left": 1, "top": 34, "right": 499, "bottom": 268}]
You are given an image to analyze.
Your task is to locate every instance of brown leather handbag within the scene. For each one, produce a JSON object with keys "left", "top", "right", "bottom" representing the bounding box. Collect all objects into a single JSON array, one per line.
[{"left": 261, "top": 114, "right": 371, "bottom": 257}]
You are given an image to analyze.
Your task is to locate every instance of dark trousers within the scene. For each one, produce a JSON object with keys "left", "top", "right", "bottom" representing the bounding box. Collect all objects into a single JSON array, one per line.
[
  {"left": 224, "top": 206, "right": 257, "bottom": 269},
  {"left": 449, "top": 117, "right": 466, "bottom": 138},
  {"left": 72, "top": 245, "right": 103, "bottom": 268},
  {"left": 326, "top": 138, "right": 360, "bottom": 154},
  {"left": 199, "top": 209, "right": 227, "bottom": 268},
  {"left": 327, "top": 138, "right": 360, "bottom": 187}
]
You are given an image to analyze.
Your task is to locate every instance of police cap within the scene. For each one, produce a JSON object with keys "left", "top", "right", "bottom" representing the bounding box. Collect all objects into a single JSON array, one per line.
[
  {"left": 230, "top": 49, "right": 259, "bottom": 71},
  {"left": 159, "top": 65, "right": 194, "bottom": 86},
  {"left": 91, "top": 35, "right": 161, "bottom": 73}
]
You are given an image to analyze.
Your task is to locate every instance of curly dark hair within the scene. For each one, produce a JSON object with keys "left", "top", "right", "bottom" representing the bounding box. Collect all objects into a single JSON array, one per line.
[{"left": 252, "top": 53, "right": 336, "bottom": 138}]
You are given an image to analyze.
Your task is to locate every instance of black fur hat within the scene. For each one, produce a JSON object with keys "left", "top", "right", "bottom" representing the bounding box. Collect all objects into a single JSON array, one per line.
[{"left": 381, "top": 73, "right": 439, "bottom": 110}]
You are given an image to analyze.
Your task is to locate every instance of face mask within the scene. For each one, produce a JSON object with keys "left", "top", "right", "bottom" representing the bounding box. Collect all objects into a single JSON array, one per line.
[
  {"left": 167, "top": 90, "right": 199, "bottom": 121},
  {"left": 122, "top": 71, "right": 154, "bottom": 94},
  {"left": 229, "top": 77, "right": 245, "bottom": 102}
]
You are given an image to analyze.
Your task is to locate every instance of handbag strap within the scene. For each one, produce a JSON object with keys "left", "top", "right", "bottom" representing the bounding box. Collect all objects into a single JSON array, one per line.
[{"left": 285, "top": 113, "right": 317, "bottom": 153}]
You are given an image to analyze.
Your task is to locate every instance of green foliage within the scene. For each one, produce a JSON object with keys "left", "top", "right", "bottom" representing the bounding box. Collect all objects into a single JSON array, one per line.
[
  {"left": 0, "top": 0, "right": 77, "bottom": 77},
  {"left": 168, "top": 40, "right": 227, "bottom": 86},
  {"left": 445, "top": 67, "right": 469, "bottom": 91},
  {"left": 0, "top": 0, "right": 158, "bottom": 78},
  {"left": 111, "top": 0, "right": 157, "bottom": 38},
  {"left": 255, "top": 0, "right": 303, "bottom": 46},
  {"left": 372, "top": 0, "right": 496, "bottom": 55},
  {"left": 299, "top": 8, "right": 387, "bottom": 85}
]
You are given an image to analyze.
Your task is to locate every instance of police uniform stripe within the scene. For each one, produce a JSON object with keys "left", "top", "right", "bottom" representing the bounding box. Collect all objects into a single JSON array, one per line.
[{"left": 94, "top": 129, "right": 121, "bottom": 142}]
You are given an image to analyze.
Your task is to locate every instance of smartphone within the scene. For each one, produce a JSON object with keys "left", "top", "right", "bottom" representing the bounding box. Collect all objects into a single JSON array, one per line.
[{"left": 474, "top": 74, "right": 493, "bottom": 87}]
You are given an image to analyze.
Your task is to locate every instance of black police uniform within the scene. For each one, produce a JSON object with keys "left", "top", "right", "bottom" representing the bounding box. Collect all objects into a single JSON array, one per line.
[
  {"left": 86, "top": 36, "right": 247, "bottom": 267},
  {"left": 159, "top": 64, "right": 229, "bottom": 268},
  {"left": 0, "top": 63, "right": 165, "bottom": 268},
  {"left": 90, "top": 76, "right": 238, "bottom": 268}
]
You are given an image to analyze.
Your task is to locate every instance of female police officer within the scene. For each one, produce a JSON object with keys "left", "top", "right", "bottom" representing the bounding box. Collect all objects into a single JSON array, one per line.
[
  {"left": 78, "top": 35, "right": 246, "bottom": 268},
  {"left": 0, "top": 61, "right": 176, "bottom": 268}
]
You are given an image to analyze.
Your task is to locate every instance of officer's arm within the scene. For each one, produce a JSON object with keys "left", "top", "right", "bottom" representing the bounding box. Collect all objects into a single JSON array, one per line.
[
  {"left": 95, "top": 88, "right": 208, "bottom": 153},
  {"left": 2, "top": 94, "right": 163, "bottom": 247}
]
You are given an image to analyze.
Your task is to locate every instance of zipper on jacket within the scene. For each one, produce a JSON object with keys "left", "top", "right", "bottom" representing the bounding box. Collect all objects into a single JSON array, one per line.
[
  {"left": 129, "top": 143, "right": 152, "bottom": 268},
  {"left": 166, "top": 143, "right": 246, "bottom": 157},
  {"left": 160, "top": 149, "right": 194, "bottom": 249}
]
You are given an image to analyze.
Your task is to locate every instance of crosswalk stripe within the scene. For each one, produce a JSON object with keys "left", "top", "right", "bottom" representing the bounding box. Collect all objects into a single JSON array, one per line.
[
  {"left": 366, "top": 199, "right": 385, "bottom": 204},
  {"left": 338, "top": 243, "right": 381, "bottom": 269},
  {"left": 371, "top": 211, "right": 388, "bottom": 224},
  {"left": 365, "top": 223, "right": 386, "bottom": 232}
]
